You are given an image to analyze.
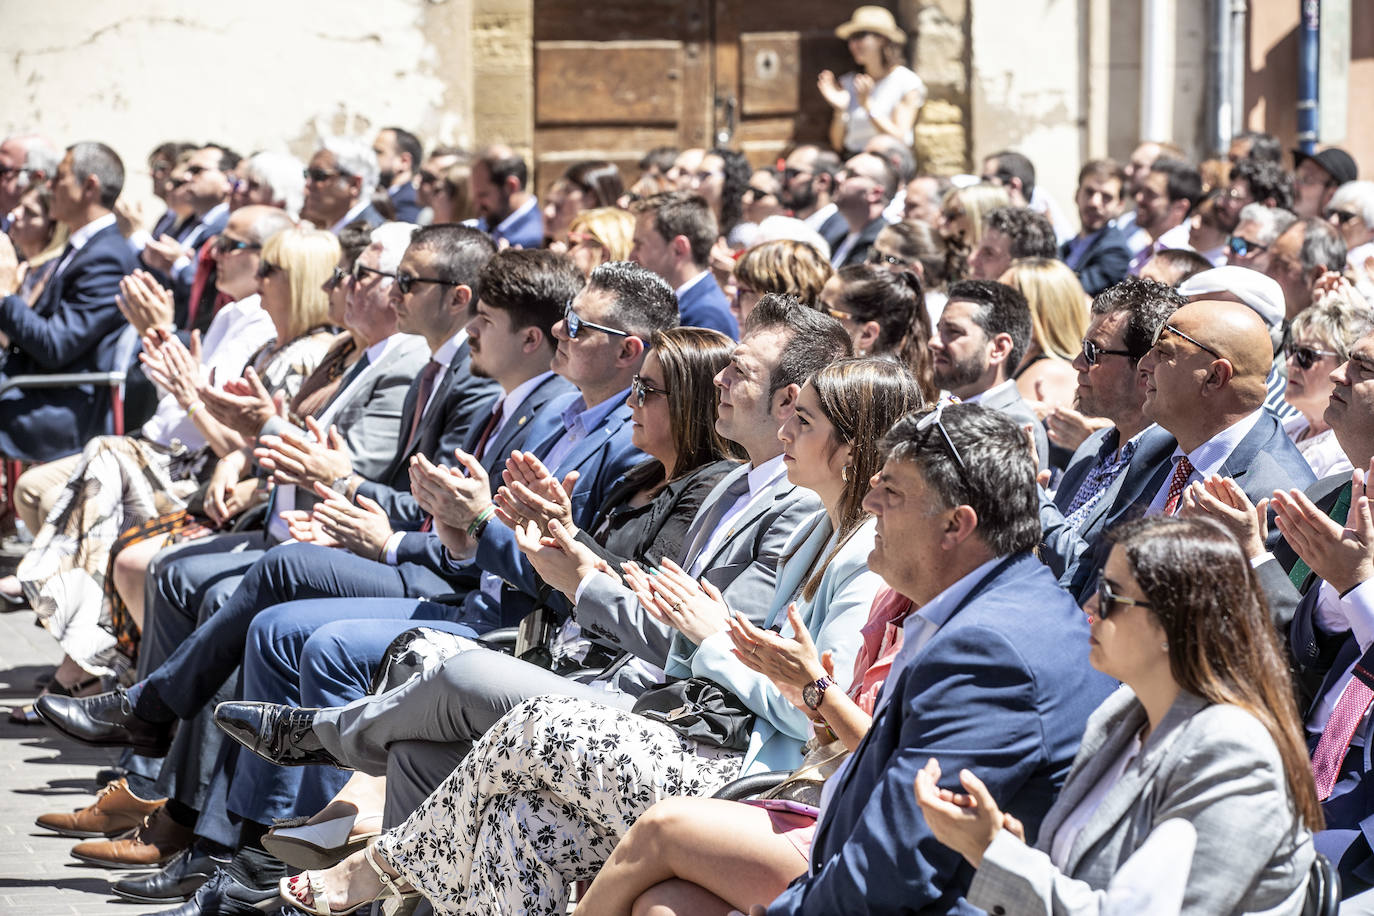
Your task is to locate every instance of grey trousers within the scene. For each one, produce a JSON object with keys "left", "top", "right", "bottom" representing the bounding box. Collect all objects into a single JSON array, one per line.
[{"left": 312, "top": 647, "right": 638, "bottom": 824}]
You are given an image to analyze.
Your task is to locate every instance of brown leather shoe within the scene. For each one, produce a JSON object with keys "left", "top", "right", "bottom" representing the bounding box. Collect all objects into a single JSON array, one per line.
[
  {"left": 35, "top": 777, "right": 166, "bottom": 838},
  {"left": 69, "top": 806, "right": 193, "bottom": 868}
]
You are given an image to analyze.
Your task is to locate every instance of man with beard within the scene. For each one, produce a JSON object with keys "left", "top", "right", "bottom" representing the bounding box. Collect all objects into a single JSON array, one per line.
[
  {"left": 928, "top": 279, "right": 1047, "bottom": 469},
  {"left": 779, "top": 143, "right": 847, "bottom": 250},
  {"left": 1059, "top": 159, "right": 1132, "bottom": 295},
  {"left": 372, "top": 127, "right": 423, "bottom": 222},
  {"left": 470, "top": 145, "right": 542, "bottom": 249}
]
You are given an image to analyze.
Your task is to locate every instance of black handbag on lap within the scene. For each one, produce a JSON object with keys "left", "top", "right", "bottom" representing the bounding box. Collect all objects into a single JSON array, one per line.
[{"left": 631, "top": 677, "right": 756, "bottom": 751}]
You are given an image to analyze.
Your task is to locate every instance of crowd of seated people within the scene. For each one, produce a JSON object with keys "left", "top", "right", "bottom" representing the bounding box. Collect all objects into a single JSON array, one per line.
[{"left": 4, "top": 39, "right": 1374, "bottom": 914}]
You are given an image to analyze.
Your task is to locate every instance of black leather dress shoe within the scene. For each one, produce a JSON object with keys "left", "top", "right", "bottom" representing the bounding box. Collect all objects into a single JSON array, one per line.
[
  {"left": 213, "top": 702, "right": 346, "bottom": 769},
  {"left": 35, "top": 687, "right": 173, "bottom": 756},
  {"left": 112, "top": 840, "right": 232, "bottom": 903},
  {"left": 140, "top": 866, "right": 287, "bottom": 916}
]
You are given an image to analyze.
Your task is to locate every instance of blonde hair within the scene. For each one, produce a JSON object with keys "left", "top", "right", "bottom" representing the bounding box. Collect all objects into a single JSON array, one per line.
[
  {"left": 1001, "top": 257, "right": 1089, "bottom": 362},
  {"left": 260, "top": 227, "right": 339, "bottom": 341},
  {"left": 733, "top": 239, "right": 833, "bottom": 305},
  {"left": 569, "top": 207, "right": 635, "bottom": 262},
  {"left": 945, "top": 183, "right": 1010, "bottom": 248}
]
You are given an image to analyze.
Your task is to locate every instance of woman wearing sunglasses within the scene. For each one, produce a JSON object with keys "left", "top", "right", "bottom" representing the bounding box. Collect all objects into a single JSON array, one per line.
[
  {"left": 1282, "top": 296, "right": 1373, "bottom": 478},
  {"left": 817, "top": 263, "right": 936, "bottom": 401},
  {"left": 916, "top": 515, "right": 1319, "bottom": 915}
]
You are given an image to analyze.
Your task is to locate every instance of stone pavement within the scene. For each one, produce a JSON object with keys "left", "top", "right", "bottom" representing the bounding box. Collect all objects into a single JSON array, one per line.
[{"left": 0, "top": 606, "right": 143, "bottom": 915}]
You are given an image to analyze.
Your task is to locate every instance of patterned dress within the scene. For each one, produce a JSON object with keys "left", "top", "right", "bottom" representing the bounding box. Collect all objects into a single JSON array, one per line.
[{"left": 19, "top": 328, "right": 335, "bottom": 679}]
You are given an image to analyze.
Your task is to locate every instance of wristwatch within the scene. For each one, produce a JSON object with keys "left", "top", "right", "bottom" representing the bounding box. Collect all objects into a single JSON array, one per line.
[{"left": 802, "top": 675, "right": 835, "bottom": 712}]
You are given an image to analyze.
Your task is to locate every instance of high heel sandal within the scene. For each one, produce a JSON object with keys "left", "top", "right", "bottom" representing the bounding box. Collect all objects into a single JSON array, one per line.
[
  {"left": 279, "top": 843, "right": 418, "bottom": 916},
  {"left": 263, "top": 811, "right": 383, "bottom": 870}
]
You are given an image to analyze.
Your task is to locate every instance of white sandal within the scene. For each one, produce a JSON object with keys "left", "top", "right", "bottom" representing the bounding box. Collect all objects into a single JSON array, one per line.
[{"left": 279, "top": 843, "right": 417, "bottom": 916}]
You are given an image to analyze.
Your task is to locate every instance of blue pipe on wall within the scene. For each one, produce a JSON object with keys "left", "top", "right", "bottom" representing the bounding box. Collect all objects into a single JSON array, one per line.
[{"left": 1297, "top": 0, "right": 1319, "bottom": 153}]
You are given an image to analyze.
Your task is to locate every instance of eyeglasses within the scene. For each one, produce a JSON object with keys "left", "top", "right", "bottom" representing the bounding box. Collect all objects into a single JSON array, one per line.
[
  {"left": 1153, "top": 323, "right": 1223, "bottom": 360},
  {"left": 1285, "top": 341, "right": 1339, "bottom": 370},
  {"left": 630, "top": 375, "right": 669, "bottom": 406},
  {"left": 915, "top": 401, "right": 969, "bottom": 477},
  {"left": 742, "top": 188, "right": 776, "bottom": 204},
  {"left": 325, "top": 266, "right": 347, "bottom": 290},
  {"left": 417, "top": 171, "right": 441, "bottom": 187},
  {"left": 1095, "top": 578, "right": 1153, "bottom": 620},
  {"left": 1227, "top": 235, "right": 1267, "bottom": 258},
  {"left": 563, "top": 303, "right": 632, "bottom": 339},
  {"left": 1325, "top": 208, "right": 1361, "bottom": 226},
  {"left": 184, "top": 165, "right": 212, "bottom": 178},
  {"left": 214, "top": 236, "right": 260, "bottom": 255},
  {"left": 0, "top": 166, "right": 31, "bottom": 181},
  {"left": 352, "top": 263, "right": 395, "bottom": 284},
  {"left": 781, "top": 167, "right": 812, "bottom": 183},
  {"left": 256, "top": 261, "right": 282, "bottom": 280},
  {"left": 303, "top": 168, "right": 343, "bottom": 184},
  {"left": 167, "top": 176, "right": 192, "bottom": 189},
  {"left": 395, "top": 270, "right": 459, "bottom": 296},
  {"left": 1081, "top": 337, "right": 1134, "bottom": 367},
  {"left": 867, "top": 249, "right": 910, "bottom": 267}
]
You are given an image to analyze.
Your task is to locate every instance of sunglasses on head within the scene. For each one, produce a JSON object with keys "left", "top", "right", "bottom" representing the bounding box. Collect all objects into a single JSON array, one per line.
[
  {"left": 915, "top": 401, "right": 969, "bottom": 478},
  {"left": 1285, "top": 341, "right": 1339, "bottom": 370},
  {"left": 1081, "top": 337, "right": 1134, "bottom": 367},
  {"left": 1096, "top": 578, "right": 1153, "bottom": 620}
]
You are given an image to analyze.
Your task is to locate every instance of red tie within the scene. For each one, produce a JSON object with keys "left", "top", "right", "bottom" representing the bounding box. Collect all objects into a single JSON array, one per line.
[
  {"left": 1311, "top": 666, "right": 1374, "bottom": 799},
  {"left": 403, "top": 360, "right": 443, "bottom": 455},
  {"left": 1162, "top": 456, "right": 1195, "bottom": 515},
  {"left": 474, "top": 401, "right": 505, "bottom": 461}
]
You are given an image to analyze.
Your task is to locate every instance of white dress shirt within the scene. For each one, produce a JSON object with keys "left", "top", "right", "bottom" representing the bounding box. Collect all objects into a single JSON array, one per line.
[{"left": 1146, "top": 409, "right": 1265, "bottom": 515}]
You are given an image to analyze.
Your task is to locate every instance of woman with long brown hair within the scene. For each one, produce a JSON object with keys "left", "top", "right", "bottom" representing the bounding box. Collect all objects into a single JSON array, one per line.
[
  {"left": 818, "top": 263, "right": 936, "bottom": 402},
  {"left": 917, "top": 515, "right": 1318, "bottom": 915}
]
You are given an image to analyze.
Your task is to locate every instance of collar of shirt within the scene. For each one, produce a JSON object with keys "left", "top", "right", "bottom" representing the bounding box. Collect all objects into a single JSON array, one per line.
[
  {"left": 430, "top": 329, "right": 468, "bottom": 372},
  {"left": 561, "top": 386, "right": 630, "bottom": 438},
  {"left": 494, "top": 370, "right": 554, "bottom": 432},
  {"left": 1170, "top": 407, "right": 1265, "bottom": 481},
  {"left": 965, "top": 378, "right": 1013, "bottom": 406},
  {"left": 744, "top": 452, "right": 788, "bottom": 496},
  {"left": 674, "top": 269, "right": 711, "bottom": 299},
  {"left": 802, "top": 202, "right": 837, "bottom": 232},
  {"left": 495, "top": 196, "right": 538, "bottom": 237},
  {"left": 359, "top": 331, "right": 406, "bottom": 366},
  {"left": 1154, "top": 222, "right": 1194, "bottom": 250},
  {"left": 1064, "top": 227, "right": 1104, "bottom": 268},
  {"left": 330, "top": 199, "right": 376, "bottom": 235},
  {"left": 66, "top": 212, "right": 117, "bottom": 252}
]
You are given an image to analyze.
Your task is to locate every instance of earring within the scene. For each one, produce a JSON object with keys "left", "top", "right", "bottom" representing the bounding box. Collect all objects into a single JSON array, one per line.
[
  {"left": 1161, "top": 642, "right": 1169, "bottom": 652},
  {"left": 841, "top": 465, "right": 852, "bottom": 483}
]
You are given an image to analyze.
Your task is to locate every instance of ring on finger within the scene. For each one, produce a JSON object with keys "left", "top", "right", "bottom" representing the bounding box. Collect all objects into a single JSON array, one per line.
[{"left": 671, "top": 600, "right": 684, "bottom": 615}]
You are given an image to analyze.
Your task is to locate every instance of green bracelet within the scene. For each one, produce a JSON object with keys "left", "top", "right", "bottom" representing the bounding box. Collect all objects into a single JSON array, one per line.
[{"left": 466, "top": 504, "right": 496, "bottom": 539}]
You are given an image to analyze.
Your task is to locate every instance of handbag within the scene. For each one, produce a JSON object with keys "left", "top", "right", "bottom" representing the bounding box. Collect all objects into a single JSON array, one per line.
[
  {"left": 758, "top": 736, "right": 850, "bottom": 807},
  {"left": 631, "top": 677, "right": 756, "bottom": 751}
]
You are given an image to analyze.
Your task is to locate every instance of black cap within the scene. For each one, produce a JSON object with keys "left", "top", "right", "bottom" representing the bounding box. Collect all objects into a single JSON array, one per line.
[{"left": 1292, "top": 147, "right": 1359, "bottom": 185}]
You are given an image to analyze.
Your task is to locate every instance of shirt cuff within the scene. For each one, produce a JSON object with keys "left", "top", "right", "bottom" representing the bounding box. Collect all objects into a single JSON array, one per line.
[
  {"left": 1250, "top": 551, "right": 1276, "bottom": 569},
  {"left": 574, "top": 570, "right": 601, "bottom": 605},
  {"left": 1342, "top": 577, "right": 1374, "bottom": 652},
  {"left": 383, "top": 532, "right": 405, "bottom": 566}
]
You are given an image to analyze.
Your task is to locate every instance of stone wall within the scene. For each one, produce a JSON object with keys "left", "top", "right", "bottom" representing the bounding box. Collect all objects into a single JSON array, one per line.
[{"left": 902, "top": 0, "right": 971, "bottom": 175}]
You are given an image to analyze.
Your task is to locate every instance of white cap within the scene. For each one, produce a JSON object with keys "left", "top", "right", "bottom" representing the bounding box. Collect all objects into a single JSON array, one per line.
[{"left": 1176, "top": 266, "right": 1286, "bottom": 329}]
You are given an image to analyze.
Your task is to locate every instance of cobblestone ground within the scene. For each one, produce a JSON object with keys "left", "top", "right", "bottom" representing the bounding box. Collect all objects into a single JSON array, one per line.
[{"left": 0, "top": 606, "right": 138, "bottom": 915}]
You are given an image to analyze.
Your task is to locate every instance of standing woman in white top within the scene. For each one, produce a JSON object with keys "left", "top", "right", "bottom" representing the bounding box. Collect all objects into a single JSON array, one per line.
[{"left": 819, "top": 6, "right": 927, "bottom": 156}]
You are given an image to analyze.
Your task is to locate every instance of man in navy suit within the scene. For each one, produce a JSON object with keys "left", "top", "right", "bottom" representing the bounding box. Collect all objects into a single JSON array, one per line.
[
  {"left": 372, "top": 127, "right": 423, "bottom": 223},
  {"left": 779, "top": 144, "right": 848, "bottom": 252},
  {"left": 0, "top": 141, "right": 139, "bottom": 461},
  {"left": 301, "top": 136, "right": 387, "bottom": 234},
  {"left": 768, "top": 404, "right": 1113, "bottom": 914},
  {"left": 1059, "top": 159, "right": 1133, "bottom": 295},
  {"left": 630, "top": 190, "right": 737, "bottom": 338},
  {"left": 829, "top": 152, "right": 896, "bottom": 268},
  {"left": 471, "top": 145, "right": 543, "bottom": 249},
  {"left": 140, "top": 144, "right": 237, "bottom": 320}
]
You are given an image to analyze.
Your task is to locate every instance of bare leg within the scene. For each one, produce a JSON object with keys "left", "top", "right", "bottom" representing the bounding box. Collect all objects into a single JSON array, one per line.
[
  {"left": 282, "top": 841, "right": 407, "bottom": 913},
  {"left": 306, "top": 772, "right": 386, "bottom": 835},
  {"left": 573, "top": 798, "right": 806, "bottom": 916},
  {"left": 632, "top": 880, "right": 736, "bottom": 916},
  {"left": 112, "top": 534, "right": 168, "bottom": 631}
]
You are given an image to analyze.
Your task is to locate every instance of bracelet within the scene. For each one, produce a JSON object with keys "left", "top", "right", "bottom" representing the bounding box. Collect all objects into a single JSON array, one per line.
[
  {"left": 466, "top": 504, "right": 496, "bottom": 539},
  {"left": 185, "top": 400, "right": 205, "bottom": 417}
]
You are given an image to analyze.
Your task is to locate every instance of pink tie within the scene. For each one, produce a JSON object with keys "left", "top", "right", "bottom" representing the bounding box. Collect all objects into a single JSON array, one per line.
[
  {"left": 1311, "top": 668, "right": 1374, "bottom": 800},
  {"left": 1162, "top": 456, "right": 1195, "bottom": 515}
]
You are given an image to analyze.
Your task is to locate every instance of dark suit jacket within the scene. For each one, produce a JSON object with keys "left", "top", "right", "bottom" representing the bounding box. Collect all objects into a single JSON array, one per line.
[
  {"left": 0, "top": 222, "right": 139, "bottom": 461},
  {"left": 768, "top": 553, "right": 1114, "bottom": 915},
  {"left": 354, "top": 339, "right": 501, "bottom": 527},
  {"left": 677, "top": 273, "right": 739, "bottom": 339},
  {"left": 834, "top": 215, "right": 886, "bottom": 268},
  {"left": 815, "top": 208, "right": 849, "bottom": 255},
  {"left": 388, "top": 181, "right": 421, "bottom": 223},
  {"left": 477, "top": 199, "right": 544, "bottom": 250},
  {"left": 1059, "top": 224, "right": 1132, "bottom": 296}
]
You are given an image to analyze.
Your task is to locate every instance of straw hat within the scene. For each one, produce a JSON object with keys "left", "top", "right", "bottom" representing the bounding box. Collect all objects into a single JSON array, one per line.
[{"left": 834, "top": 6, "right": 907, "bottom": 45}]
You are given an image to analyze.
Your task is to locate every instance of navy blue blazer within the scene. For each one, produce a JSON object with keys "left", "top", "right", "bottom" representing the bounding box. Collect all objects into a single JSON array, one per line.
[
  {"left": 389, "top": 182, "right": 422, "bottom": 223},
  {"left": 816, "top": 209, "right": 849, "bottom": 255},
  {"left": 834, "top": 216, "right": 886, "bottom": 268},
  {"left": 678, "top": 273, "right": 739, "bottom": 339},
  {"left": 769, "top": 553, "right": 1114, "bottom": 915},
  {"left": 0, "top": 222, "right": 139, "bottom": 461},
  {"left": 355, "top": 339, "right": 501, "bottom": 528},
  {"left": 477, "top": 199, "right": 544, "bottom": 250},
  {"left": 1059, "top": 225, "right": 1131, "bottom": 296}
]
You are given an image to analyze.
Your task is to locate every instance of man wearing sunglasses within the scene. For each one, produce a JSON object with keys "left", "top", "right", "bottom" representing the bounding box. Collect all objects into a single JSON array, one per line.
[
  {"left": 300, "top": 136, "right": 386, "bottom": 235},
  {"left": 830, "top": 151, "right": 897, "bottom": 268},
  {"left": 779, "top": 143, "right": 848, "bottom": 250},
  {"left": 1227, "top": 203, "right": 1295, "bottom": 274},
  {"left": 628, "top": 191, "right": 737, "bottom": 339}
]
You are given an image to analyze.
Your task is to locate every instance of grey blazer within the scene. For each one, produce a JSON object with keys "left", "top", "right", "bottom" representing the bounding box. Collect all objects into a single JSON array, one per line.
[
  {"left": 979, "top": 380, "right": 1049, "bottom": 472},
  {"left": 968, "top": 688, "right": 1312, "bottom": 916},
  {"left": 573, "top": 461, "right": 821, "bottom": 694}
]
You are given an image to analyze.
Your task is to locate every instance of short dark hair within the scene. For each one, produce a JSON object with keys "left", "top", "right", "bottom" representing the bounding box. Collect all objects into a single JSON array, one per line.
[
  {"left": 883, "top": 403, "right": 1041, "bottom": 555},
  {"left": 428, "top": 144, "right": 468, "bottom": 160},
  {"left": 1077, "top": 158, "right": 1126, "bottom": 189},
  {"left": 1144, "top": 249, "right": 1214, "bottom": 289},
  {"left": 710, "top": 147, "right": 753, "bottom": 235},
  {"left": 384, "top": 127, "right": 424, "bottom": 172},
  {"left": 986, "top": 150, "right": 1036, "bottom": 200},
  {"left": 1232, "top": 157, "right": 1293, "bottom": 211},
  {"left": 639, "top": 146, "right": 679, "bottom": 174},
  {"left": 407, "top": 224, "right": 498, "bottom": 303},
  {"left": 945, "top": 279, "right": 1033, "bottom": 371},
  {"left": 562, "top": 160, "right": 624, "bottom": 209},
  {"left": 631, "top": 191, "right": 719, "bottom": 266},
  {"left": 1090, "top": 277, "right": 1185, "bottom": 360},
  {"left": 1235, "top": 131, "right": 1282, "bottom": 163},
  {"left": 476, "top": 147, "right": 528, "bottom": 190},
  {"left": 148, "top": 141, "right": 195, "bottom": 169},
  {"left": 67, "top": 141, "right": 125, "bottom": 209},
  {"left": 984, "top": 207, "right": 1058, "bottom": 260},
  {"left": 1294, "top": 217, "right": 1348, "bottom": 275},
  {"left": 586, "top": 261, "right": 680, "bottom": 339},
  {"left": 1150, "top": 158, "right": 1203, "bottom": 210},
  {"left": 478, "top": 249, "right": 585, "bottom": 344},
  {"left": 201, "top": 143, "right": 242, "bottom": 173},
  {"left": 744, "top": 293, "right": 853, "bottom": 402}
]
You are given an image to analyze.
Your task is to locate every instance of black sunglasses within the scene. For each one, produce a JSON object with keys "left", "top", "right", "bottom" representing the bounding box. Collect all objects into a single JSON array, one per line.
[
  {"left": 630, "top": 375, "right": 668, "bottom": 407},
  {"left": 214, "top": 236, "right": 260, "bottom": 256},
  {"left": 915, "top": 402, "right": 969, "bottom": 478},
  {"left": 1154, "top": 324, "right": 1223, "bottom": 360},
  {"left": 1227, "top": 235, "right": 1267, "bottom": 257},
  {"left": 352, "top": 263, "right": 396, "bottom": 284},
  {"left": 563, "top": 303, "right": 631, "bottom": 339},
  {"left": 303, "top": 168, "right": 343, "bottom": 183},
  {"left": 1081, "top": 337, "right": 1134, "bottom": 367},
  {"left": 1325, "top": 208, "right": 1361, "bottom": 226},
  {"left": 1096, "top": 578, "right": 1153, "bottom": 620},
  {"left": 395, "top": 270, "right": 459, "bottom": 296},
  {"left": 1285, "top": 341, "right": 1339, "bottom": 370},
  {"left": 256, "top": 261, "right": 282, "bottom": 280}
]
